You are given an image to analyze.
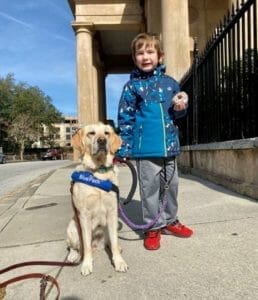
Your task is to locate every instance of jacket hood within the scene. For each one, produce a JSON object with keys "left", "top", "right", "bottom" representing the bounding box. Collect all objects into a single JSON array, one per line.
[{"left": 130, "top": 64, "right": 166, "bottom": 80}]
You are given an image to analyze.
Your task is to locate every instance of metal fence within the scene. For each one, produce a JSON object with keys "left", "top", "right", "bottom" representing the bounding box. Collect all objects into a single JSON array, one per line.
[{"left": 179, "top": 0, "right": 258, "bottom": 145}]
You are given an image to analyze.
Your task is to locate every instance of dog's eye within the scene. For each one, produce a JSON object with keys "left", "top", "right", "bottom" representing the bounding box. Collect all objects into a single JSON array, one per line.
[
  {"left": 87, "top": 131, "right": 95, "bottom": 137},
  {"left": 104, "top": 131, "right": 110, "bottom": 136}
]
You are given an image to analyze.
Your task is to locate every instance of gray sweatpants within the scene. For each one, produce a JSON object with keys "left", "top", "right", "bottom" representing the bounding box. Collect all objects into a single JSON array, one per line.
[{"left": 136, "top": 158, "right": 178, "bottom": 231}]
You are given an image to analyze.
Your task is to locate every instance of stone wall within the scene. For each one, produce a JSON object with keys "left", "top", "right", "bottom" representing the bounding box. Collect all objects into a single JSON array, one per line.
[{"left": 178, "top": 138, "right": 258, "bottom": 200}]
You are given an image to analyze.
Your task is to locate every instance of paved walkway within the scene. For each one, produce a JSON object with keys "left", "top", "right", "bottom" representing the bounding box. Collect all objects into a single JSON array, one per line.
[{"left": 0, "top": 162, "right": 258, "bottom": 300}]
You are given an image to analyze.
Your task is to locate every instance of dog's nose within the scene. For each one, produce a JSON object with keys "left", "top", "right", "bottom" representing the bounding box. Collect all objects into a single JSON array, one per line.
[{"left": 97, "top": 137, "right": 106, "bottom": 146}]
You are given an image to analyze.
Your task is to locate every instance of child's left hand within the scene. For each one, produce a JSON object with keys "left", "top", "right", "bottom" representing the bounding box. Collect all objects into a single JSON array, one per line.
[{"left": 172, "top": 91, "right": 188, "bottom": 111}]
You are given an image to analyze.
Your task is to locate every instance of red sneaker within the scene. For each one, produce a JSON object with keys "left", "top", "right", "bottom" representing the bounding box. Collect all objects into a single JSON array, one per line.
[
  {"left": 144, "top": 230, "right": 161, "bottom": 250},
  {"left": 161, "top": 221, "right": 193, "bottom": 237}
]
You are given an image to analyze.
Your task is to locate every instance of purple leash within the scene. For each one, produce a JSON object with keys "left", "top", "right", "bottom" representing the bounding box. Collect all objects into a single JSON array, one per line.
[
  {"left": 118, "top": 195, "right": 168, "bottom": 230},
  {"left": 116, "top": 158, "right": 174, "bottom": 231}
]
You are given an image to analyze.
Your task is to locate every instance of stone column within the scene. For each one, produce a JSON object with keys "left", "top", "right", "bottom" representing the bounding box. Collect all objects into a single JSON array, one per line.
[
  {"left": 74, "top": 25, "right": 95, "bottom": 125},
  {"left": 97, "top": 69, "right": 106, "bottom": 122},
  {"left": 161, "top": 0, "right": 191, "bottom": 81},
  {"left": 145, "top": 0, "right": 162, "bottom": 34},
  {"left": 92, "top": 63, "right": 99, "bottom": 121},
  {"left": 92, "top": 39, "right": 105, "bottom": 122}
]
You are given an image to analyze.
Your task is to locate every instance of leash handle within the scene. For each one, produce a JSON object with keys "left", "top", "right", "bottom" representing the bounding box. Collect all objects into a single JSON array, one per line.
[{"left": 0, "top": 273, "right": 60, "bottom": 300}]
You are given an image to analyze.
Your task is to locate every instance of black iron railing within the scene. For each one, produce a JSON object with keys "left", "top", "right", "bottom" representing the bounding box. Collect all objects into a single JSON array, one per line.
[{"left": 180, "top": 0, "right": 258, "bottom": 145}]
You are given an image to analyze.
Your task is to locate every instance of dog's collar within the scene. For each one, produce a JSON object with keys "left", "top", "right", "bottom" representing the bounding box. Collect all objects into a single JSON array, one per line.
[
  {"left": 80, "top": 163, "right": 114, "bottom": 175},
  {"left": 97, "top": 165, "right": 114, "bottom": 173}
]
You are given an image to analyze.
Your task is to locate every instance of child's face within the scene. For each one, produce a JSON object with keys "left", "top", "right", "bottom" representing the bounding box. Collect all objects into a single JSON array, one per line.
[{"left": 134, "top": 43, "right": 163, "bottom": 73}]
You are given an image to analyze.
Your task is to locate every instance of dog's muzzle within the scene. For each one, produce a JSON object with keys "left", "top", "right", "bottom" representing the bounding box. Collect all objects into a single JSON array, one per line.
[{"left": 97, "top": 137, "right": 107, "bottom": 153}]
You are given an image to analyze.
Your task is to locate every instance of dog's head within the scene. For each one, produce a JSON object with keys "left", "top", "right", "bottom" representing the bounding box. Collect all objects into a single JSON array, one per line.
[{"left": 72, "top": 122, "right": 122, "bottom": 169}]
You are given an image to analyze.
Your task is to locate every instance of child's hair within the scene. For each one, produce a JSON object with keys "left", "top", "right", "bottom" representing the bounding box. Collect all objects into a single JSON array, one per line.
[{"left": 131, "top": 33, "right": 163, "bottom": 59}]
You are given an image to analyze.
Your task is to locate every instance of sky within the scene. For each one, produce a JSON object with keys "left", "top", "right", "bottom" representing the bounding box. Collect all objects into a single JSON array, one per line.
[{"left": 0, "top": 0, "right": 129, "bottom": 122}]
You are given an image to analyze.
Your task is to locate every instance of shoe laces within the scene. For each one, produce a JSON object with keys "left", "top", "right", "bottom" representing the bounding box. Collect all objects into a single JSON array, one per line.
[
  {"left": 176, "top": 222, "right": 184, "bottom": 228},
  {"left": 169, "top": 221, "right": 185, "bottom": 229},
  {"left": 146, "top": 230, "right": 160, "bottom": 238}
]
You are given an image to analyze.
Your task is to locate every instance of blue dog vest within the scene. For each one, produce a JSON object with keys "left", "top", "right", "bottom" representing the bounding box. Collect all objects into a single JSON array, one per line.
[{"left": 71, "top": 171, "right": 115, "bottom": 192}]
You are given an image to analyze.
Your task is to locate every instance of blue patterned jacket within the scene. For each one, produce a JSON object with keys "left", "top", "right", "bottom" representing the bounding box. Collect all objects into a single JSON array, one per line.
[{"left": 117, "top": 64, "right": 187, "bottom": 158}]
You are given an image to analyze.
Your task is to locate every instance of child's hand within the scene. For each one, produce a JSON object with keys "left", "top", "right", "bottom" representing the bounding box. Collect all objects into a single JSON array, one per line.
[{"left": 172, "top": 91, "right": 188, "bottom": 111}]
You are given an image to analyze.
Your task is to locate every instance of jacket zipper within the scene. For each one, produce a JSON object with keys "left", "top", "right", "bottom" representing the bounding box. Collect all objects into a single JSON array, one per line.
[
  {"left": 138, "top": 125, "right": 142, "bottom": 150},
  {"left": 159, "top": 103, "right": 167, "bottom": 156}
]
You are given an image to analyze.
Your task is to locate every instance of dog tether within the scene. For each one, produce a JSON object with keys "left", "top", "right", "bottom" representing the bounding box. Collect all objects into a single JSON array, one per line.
[{"left": 70, "top": 159, "right": 170, "bottom": 231}]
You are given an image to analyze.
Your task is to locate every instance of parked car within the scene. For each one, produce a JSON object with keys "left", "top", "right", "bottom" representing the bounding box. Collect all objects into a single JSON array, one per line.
[
  {"left": 0, "top": 152, "right": 6, "bottom": 164},
  {"left": 41, "top": 149, "right": 62, "bottom": 160}
]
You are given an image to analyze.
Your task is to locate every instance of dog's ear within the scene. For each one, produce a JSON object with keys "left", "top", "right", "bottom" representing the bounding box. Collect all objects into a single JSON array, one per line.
[
  {"left": 72, "top": 128, "right": 86, "bottom": 155},
  {"left": 110, "top": 132, "right": 122, "bottom": 154}
]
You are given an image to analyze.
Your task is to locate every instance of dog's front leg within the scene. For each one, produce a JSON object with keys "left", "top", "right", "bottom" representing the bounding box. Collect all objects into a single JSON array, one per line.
[
  {"left": 79, "top": 212, "right": 93, "bottom": 276},
  {"left": 107, "top": 210, "right": 128, "bottom": 272}
]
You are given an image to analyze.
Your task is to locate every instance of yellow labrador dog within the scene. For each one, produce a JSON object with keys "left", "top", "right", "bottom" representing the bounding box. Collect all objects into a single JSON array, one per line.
[{"left": 67, "top": 122, "right": 128, "bottom": 276}]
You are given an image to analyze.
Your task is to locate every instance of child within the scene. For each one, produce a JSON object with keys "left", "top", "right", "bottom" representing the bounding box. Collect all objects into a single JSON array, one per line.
[{"left": 117, "top": 33, "right": 193, "bottom": 250}]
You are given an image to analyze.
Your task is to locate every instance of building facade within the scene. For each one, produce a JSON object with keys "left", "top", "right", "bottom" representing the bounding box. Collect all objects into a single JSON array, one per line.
[
  {"left": 52, "top": 116, "right": 78, "bottom": 147},
  {"left": 68, "top": 0, "right": 243, "bottom": 125},
  {"left": 67, "top": 1, "right": 258, "bottom": 199}
]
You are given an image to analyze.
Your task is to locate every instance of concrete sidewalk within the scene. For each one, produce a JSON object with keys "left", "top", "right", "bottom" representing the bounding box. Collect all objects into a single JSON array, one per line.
[{"left": 0, "top": 162, "right": 258, "bottom": 300}]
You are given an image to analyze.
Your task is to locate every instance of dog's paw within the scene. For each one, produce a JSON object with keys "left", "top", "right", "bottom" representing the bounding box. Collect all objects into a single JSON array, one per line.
[
  {"left": 81, "top": 258, "right": 93, "bottom": 276},
  {"left": 114, "top": 257, "right": 128, "bottom": 273},
  {"left": 67, "top": 249, "right": 81, "bottom": 263}
]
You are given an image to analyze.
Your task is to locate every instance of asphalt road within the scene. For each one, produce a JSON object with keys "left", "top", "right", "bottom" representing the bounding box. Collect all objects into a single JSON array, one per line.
[{"left": 0, "top": 160, "right": 73, "bottom": 199}]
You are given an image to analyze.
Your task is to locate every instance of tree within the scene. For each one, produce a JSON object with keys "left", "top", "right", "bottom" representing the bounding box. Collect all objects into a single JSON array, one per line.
[
  {"left": 0, "top": 74, "right": 63, "bottom": 158},
  {"left": 0, "top": 74, "right": 16, "bottom": 147},
  {"left": 10, "top": 84, "right": 63, "bottom": 126},
  {"left": 7, "top": 114, "right": 37, "bottom": 160}
]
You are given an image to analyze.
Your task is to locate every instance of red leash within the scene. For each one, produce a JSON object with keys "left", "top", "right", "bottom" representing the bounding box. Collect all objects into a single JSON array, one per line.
[{"left": 0, "top": 182, "right": 82, "bottom": 300}]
